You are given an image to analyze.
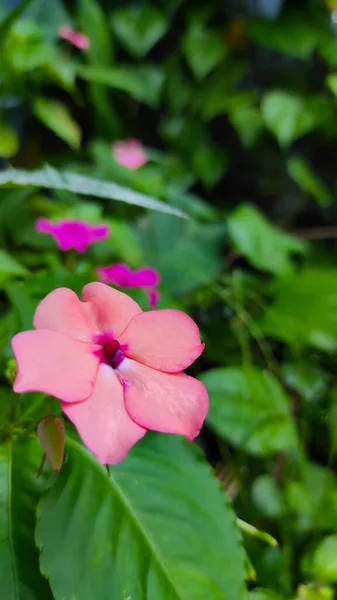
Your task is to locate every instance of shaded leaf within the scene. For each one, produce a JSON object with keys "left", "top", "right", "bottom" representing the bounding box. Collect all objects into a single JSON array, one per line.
[
  {"left": 37, "top": 434, "right": 246, "bottom": 600},
  {"left": 37, "top": 417, "right": 65, "bottom": 473},
  {"left": 0, "top": 123, "right": 19, "bottom": 158},
  {"left": 0, "top": 249, "right": 28, "bottom": 282},
  {"left": 249, "top": 12, "right": 317, "bottom": 59},
  {"left": 200, "top": 367, "right": 298, "bottom": 456}
]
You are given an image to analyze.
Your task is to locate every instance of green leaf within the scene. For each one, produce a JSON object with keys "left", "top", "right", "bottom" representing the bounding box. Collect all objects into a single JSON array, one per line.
[
  {"left": 200, "top": 367, "right": 297, "bottom": 456},
  {"left": 192, "top": 145, "right": 229, "bottom": 188},
  {"left": 0, "top": 439, "right": 52, "bottom": 599},
  {"left": 37, "top": 434, "right": 246, "bottom": 600},
  {"left": 0, "top": 166, "right": 186, "bottom": 217},
  {"left": 311, "top": 536, "right": 337, "bottom": 581},
  {"left": 287, "top": 156, "right": 332, "bottom": 206},
  {"left": 33, "top": 98, "right": 81, "bottom": 150},
  {"left": 326, "top": 73, "right": 337, "bottom": 96},
  {"left": 261, "top": 90, "right": 325, "bottom": 147},
  {"left": 78, "top": 0, "right": 112, "bottom": 65},
  {"left": 0, "top": 0, "right": 35, "bottom": 40},
  {"left": 182, "top": 22, "right": 225, "bottom": 79},
  {"left": 0, "top": 249, "right": 28, "bottom": 282},
  {"left": 249, "top": 589, "right": 286, "bottom": 600},
  {"left": 248, "top": 12, "right": 317, "bottom": 59},
  {"left": 112, "top": 4, "right": 168, "bottom": 58},
  {"left": 229, "top": 105, "right": 263, "bottom": 149},
  {"left": 260, "top": 269, "right": 337, "bottom": 352},
  {"left": 252, "top": 475, "right": 286, "bottom": 519},
  {"left": 76, "top": 63, "right": 164, "bottom": 107},
  {"left": 0, "top": 124, "right": 19, "bottom": 158},
  {"left": 227, "top": 204, "right": 306, "bottom": 276}
]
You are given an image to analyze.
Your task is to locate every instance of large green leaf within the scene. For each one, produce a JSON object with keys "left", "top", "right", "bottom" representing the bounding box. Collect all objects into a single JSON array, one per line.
[
  {"left": 0, "top": 166, "right": 186, "bottom": 217},
  {"left": 37, "top": 434, "right": 246, "bottom": 600},
  {"left": 0, "top": 438, "right": 52, "bottom": 599},
  {"left": 248, "top": 12, "right": 317, "bottom": 59},
  {"left": 227, "top": 204, "right": 306, "bottom": 276},
  {"left": 0, "top": 249, "right": 28, "bottom": 283},
  {"left": 111, "top": 4, "right": 168, "bottom": 58},
  {"left": 200, "top": 367, "right": 298, "bottom": 456},
  {"left": 260, "top": 269, "right": 337, "bottom": 352}
]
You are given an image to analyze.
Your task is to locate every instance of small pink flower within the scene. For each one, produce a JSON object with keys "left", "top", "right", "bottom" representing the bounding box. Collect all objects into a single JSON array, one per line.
[
  {"left": 112, "top": 139, "right": 148, "bottom": 170},
  {"left": 59, "top": 25, "right": 90, "bottom": 51},
  {"left": 96, "top": 263, "right": 160, "bottom": 307},
  {"left": 36, "top": 218, "right": 109, "bottom": 254},
  {"left": 12, "top": 284, "right": 208, "bottom": 464}
]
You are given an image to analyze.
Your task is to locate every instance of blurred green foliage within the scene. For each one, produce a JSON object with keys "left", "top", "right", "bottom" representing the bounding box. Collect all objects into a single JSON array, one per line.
[{"left": 1, "top": 0, "right": 337, "bottom": 599}]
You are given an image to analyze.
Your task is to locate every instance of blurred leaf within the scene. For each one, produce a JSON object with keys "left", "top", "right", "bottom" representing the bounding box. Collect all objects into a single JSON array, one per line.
[
  {"left": 0, "top": 439, "right": 52, "bottom": 599},
  {"left": 0, "top": 249, "right": 28, "bottom": 282},
  {"left": 261, "top": 269, "right": 337, "bottom": 352},
  {"left": 286, "top": 462, "right": 337, "bottom": 532},
  {"left": 182, "top": 22, "right": 226, "bottom": 79},
  {"left": 139, "top": 213, "right": 224, "bottom": 294},
  {"left": 0, "top": 123, "right": 19, "bottom": 158},
  {"left": 0, "top": 0, "right": 34, "bottom": 40},
  {"left": 0, "top": 166, "right": 186, "bottom": 217},
  {"left": 33, "top": 98, "right": 81, "bottom": 150},
  {"left": 227, "top": 204, "right": 306, "bottom": 276},
  {"left": 261, "top": 91, "right": 326, "bottom": 147},
  {"left": 112, "top": 4, "right": 168, "bottom": 58},
  {"left": 78, "top": 0, "right": 112, "bottom": 65},
  {"left": 253, "top": 0, "right": 285, "bottom": 19},
  {"left": 5, "top": 281, "right": 35, "bottom": 330},
  {"left": 199, "top": 62, "right": 246, "bottom": 119},
  {"left": 311, "top": 535, "right": 337, "bottom": 581},
  {"left": 287, "top": 156, "right": 332, "bottom": 206},
  {"left": 282, "top": 362, "right": 327, "bottom": 403},
  {"left": 200, "top": 367, "right": 298, "bottom": 456},
  {"left": 326, "top": 73, "right": 337, "bottom": 96},
  {"left": 76, "top": 63, "right": 164, "bottom": 107},
  {"left": 192, "top": 145, "right": 229, "bottom": 188},
  {"left": 252, "top": 475, "right": 286, "bottom": 519},
  {"left": 248, "top": 12, "right": 317, "bottom": 58},
  {"left": 249, "top": 589, "right": 286, "bottom": 600},
  {"left": 229, "top": 105, "right": 263, "bottom": 149},
  {"left": 37, "top": 434, "right": 246, "bottom": 600}
]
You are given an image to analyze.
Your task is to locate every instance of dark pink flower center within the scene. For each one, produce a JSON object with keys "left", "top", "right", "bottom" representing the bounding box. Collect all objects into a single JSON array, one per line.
[{"left": 103, "top": 340, "right": 125, "bottom": 369}]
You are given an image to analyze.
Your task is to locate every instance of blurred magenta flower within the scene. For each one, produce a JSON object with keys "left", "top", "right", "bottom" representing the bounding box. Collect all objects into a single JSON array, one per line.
[
  {"left": 12, "top": 283, "right": 208, "bottom": 464},
  {"left": 58, "top": 25, "right": 90, "bottom": 51},
  {"left": 97, "top": 263, "right": 160, "bottom": 307},
  {"left": 36, "top": 218, "right": 109, "bottom": 253},
  {"left": 112, "top": 139, "right": 148, "bottom": 170}
]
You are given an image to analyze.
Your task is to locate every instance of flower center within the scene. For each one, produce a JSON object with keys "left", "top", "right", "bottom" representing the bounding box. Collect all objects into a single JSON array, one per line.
[{"left": 103, "top": 339, "right": 125, "bottom": 369}]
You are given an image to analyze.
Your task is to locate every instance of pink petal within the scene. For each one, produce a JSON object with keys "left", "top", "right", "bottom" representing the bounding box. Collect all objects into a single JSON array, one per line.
[
  {"left": 62, "top": 364, "right": 146, "bottom": 464},
  {"left": 118, "top": 309, "right": 205, "bottom": 373},
  {"left": 128, "top": 267, "right": 160, "bottom": 287},
  {"left": 59, "top": 26, "right": 90, "bottom": 51},
  {"left": 113, "top": 139, "right": 148, "bottom": 170},
  {"left": 82, "top": 282, "right": 142, "bottom": 339},
  {"left": 96, "top": 264, "right": 133, "bottom": 287},
  {"left": 119, "top": 359, "right": 209, "bottom": 440},
  {"left": 12, "top": 330, "right": 99, "bottom": 402},
  {"left": 33, "top": 287, "right": 96, "bottom": 342},
  {"left": 147, "top": 288, "right": 159, "bottom": 308},
  {"left": 88, "top": 224, "right": 110, "bottom": 243},
  {"left": 35, "top": 217, "right": 56, "bottom": 235}
]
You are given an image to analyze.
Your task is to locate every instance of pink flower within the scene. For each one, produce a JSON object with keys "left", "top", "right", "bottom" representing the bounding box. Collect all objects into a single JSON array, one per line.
[
  {"left": 59, "top": 25, "right": 90, "bottom": 51},
  {"left": 36, "top": 218, "right": 110, "bottom": 254},
  {"left": 12, "top": 284, "right": 208, "bottom": 464},
  {"left": 97, "top": 263, "right": 160, "bottom": 307},
  {"left": 112, "top": 139, "right": 148, "bottom": 170}
]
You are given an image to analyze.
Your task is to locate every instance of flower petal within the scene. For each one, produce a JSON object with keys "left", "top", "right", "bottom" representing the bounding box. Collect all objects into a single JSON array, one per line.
[
  {"left": 88, "top": 224, "right": 110, "bottom": 243},
  {"left": 119, "top": 359, "right": 209, "bottom": 440},
  {"left": 129, "top": 267, "right": 160, "bottom": 287},
  {"left": 12, "top": 330, "right": 99, "bottom": 402},
  {"left": 118, "top": 309, "right": 205, "bottom": 372},
  {"left": 82, "top": 282, "right": 142, "bottom": 338},
  {"left": 62, "top": 364, "right": 146, "bottom": 464},
  {"left": 34, "top": 287, "right": 95, "bottom": 342},
  {"left": 96, "top": 263, "right": 133, "bottom": 287}
]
